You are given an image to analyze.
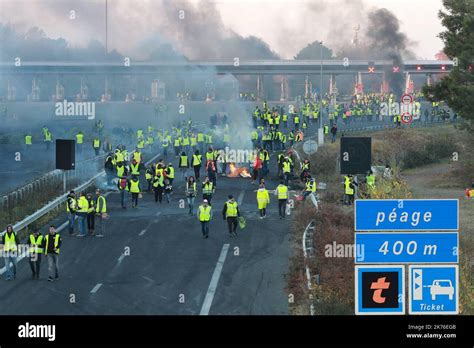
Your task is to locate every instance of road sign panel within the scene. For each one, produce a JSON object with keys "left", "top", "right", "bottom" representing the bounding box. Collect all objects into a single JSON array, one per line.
[
  {"left": 401, "top": 93, "right": 413, "bottom": 105},
  {"left": 401, "top": 112, "right": 413, "bottom": 124},
  {"left": 355, "top": 199, "right": 459, "bottom": 231},
  {"left": 355, "top": 265, "right": 405, "bottom": 315},
  {"left": 355, "top": 232, "right": 458, "bottom": 264},
  {"left": 302, "top": 139, "right": 318, "bottom": 155},
  {"left": 409, "top": 265, "right": 459, "bottom": 314}
]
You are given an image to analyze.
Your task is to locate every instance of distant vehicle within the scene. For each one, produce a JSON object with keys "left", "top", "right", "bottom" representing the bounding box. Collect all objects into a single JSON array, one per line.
[{"left": 429, "top": 280, "right": 454, "bottom": 300}]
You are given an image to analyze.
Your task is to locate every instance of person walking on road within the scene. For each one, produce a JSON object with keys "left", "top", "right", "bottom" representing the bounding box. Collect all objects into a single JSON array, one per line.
[
  {"left": 66, "top": 190, "right": 77, "bottom": 235},
  {"left": 128, "top": 175, "right": 141, "bottom": 208},
  {"left": 222, "top": 195, "right": 240, "bottom": 237},
  {"left": 153, "top": 172, "right": 165, "bottom": 204},
  {"left": 3, "top": 225, "right": 19, "bottom": 280},
  {"left": 197, "top": 199, "right": 212, "bottom": 238},
  {"left": 275, "top": 181, "right": 289, "bottom": 219},
  {"left": 43, "top": 225, "right": 61, "bottom": 282},
  {"left": 76, "top": 192, "right": 89, "bottom": 237},
  {"left": 86, "top": 193, "right": 96, "bottom": 236},
  {"left": 256, "top": 183, "right": 270, "bottom": 218},
  {"left": 179, "top": 151, "right": 189, "bottom": 180},
  {"left": 202, "top": 176, "right": 214, "bottom": 205},
  {"left": 186, "top": 176, "right": 197, "bottom": 215},
  {"left": 192, "top": 150, "right": 202, "bottom": 181},
  {"left": 95, "top": 189, "right": 107, "bottom": 237},
  {"left": 27, "top": 230, "right": 43, "bottom": 279},
  {"left": 117, "top": 176, "right": 129, "bottom": 209},
  {"left": 330, "top": 124, "right": 338, "bottom": 143}
]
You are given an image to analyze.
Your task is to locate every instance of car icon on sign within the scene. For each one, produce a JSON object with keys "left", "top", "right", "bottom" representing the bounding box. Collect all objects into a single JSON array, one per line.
[{"left": 429, "top": 280, "right": 454, "bottom": 300}]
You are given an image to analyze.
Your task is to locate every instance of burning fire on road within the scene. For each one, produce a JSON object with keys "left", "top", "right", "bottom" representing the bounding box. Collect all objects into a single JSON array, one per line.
[{"left": 228, "top": 163, "right": 252, "bottom": 178}]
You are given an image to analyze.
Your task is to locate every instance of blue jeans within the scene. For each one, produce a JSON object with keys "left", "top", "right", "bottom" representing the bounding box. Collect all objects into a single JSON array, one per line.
[
  {"left": 78, "top": 214, "right": 87, "bottom": 235},
  {"left": 187, "top": 196, "right": 195, "bottom": 214},
  {"left": 120, "top": 190, "right": 127, "bottom": 207},
  {"left": 331, "top": 133, "right": 336, "bottom": 143},
  {"left": 68, "top": 212, "right": 76, "bottom": 234},
  {"left": 4, "top": 255, "right": 17, "bottom": 278},
  {"left": 201, "top": 221, "right": 210, "bottom": 237}
]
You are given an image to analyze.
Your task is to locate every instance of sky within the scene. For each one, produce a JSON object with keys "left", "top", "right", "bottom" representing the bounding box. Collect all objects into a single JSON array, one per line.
[{"left": 0, "top": 0, "right": 445, "bottom": 60}]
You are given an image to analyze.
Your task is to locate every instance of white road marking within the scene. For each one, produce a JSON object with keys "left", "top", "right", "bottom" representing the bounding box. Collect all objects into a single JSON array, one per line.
[
  {"left": 90, "top": 283, "right": 103, "bottom": 293},
  {"left": 237, "top": 190, "right": 245, "bottom": 205},
  {"left": 199, "top": 243, "right": 230, "bottom": 315},
  {"left": 138, "top": 229, "right": 147, "bottom": 236},
  {"left": 117, "top": 253, "right": 126, "bottom": 263}
]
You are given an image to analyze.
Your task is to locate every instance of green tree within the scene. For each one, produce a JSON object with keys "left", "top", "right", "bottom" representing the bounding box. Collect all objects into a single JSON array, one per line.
[
  {"left": 423, "top": 0, "right": 474, "bottom": 131},
  {"left": 294, "top": 41, "right": 333, "bottom": 60}
]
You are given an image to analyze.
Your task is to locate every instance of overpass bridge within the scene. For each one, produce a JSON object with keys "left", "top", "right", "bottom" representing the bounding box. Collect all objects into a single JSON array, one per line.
[{"left": 0, "top": 59, "right": 453, "bottom": 101}]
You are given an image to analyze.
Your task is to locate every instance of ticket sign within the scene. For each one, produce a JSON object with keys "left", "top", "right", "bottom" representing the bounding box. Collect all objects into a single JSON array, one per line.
[
  {"left": 409, "top": 265, "right": 459, "bottom": 314},
  {"left": 355, "top": 232, "right": 458, "bottom": 264},
  {"left": 355, "top": 199, "right": 459, "bottom": 231}
]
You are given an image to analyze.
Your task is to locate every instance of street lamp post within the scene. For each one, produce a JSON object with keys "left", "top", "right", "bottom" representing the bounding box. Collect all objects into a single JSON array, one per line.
[{"left": 318, "top": 41, "right": 324, "bottom": 145}]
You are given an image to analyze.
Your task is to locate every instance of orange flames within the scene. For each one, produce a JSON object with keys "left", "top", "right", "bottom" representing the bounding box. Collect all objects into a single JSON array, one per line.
[{"left": 228, "top": 163, "right": 252, "bottom": 178}]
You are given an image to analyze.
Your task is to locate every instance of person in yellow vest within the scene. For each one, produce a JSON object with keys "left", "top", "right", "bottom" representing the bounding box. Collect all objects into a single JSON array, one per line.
[
  {"left": 303, "top": 177, "right": 317, "bottom": 200},
  {"left": 66, "top": 190, "right": 77, "bottom": 235},
  {"left": 28, "top": 229, "right": 43, "bottom": 279},
  {"left": 76, "top": 131, "right": 84, "bottom": 154},
  {"left": 147, "top": 133, "right": 154, "bottom": 153},
  {"left": 117, "top": 176, "right": 129, "bottom": 209},
  {"left": 222, "top": 195, "right": 240, "bottom": 237},
  {"left": 76, "top": 192, "right": 89, "bottom": 237},
  {"left": 186, "top": 176, "right": 197, "bottom": 215},
  {"left": 116, "top": 161, "right": 127, "bottom": 179},
  {"left": 192, "top": 150, "right": 202, "bottom": 181},
  {"left": 3, "top": 225, "right": 20, "bottom": 280},
  {"left": 197, "top": 199, "right": 212, "bottom": 239},
  {"left": 137, "top": 138, "right": 145, "bottom": 150},
  {"left": 95, "top": 189, "right": 107, "bottom": 237},
  {"left": 282, "top": 158, "right": 292, "bottom": 186},
  {"left": 366, "top": 170, "right": 376, "bottom": 193},
  {"left": 256, "top": 183, "right": 270, "bottom": 219},
  {"left": 86, "top": 193, "right": 96, "bottom": 236},
  {"left": 44, "top": 129, "right": 52, "bottom": 150},
  {"left": 25, "top": 133, "right": 32, "bottom": 155},
  {"left": 166, "top": 163, "right": 175, "bottom": 185},
  {"left": 344, "top": 175, "right": 356, "bottom": 205},
  {"left": 145, "top": 165, "right": 154, "bottom": 191},
  {"left": 153, "top": 172, "right": 165, "bottom": 203},
  {"left": 42, "top": 225, "right": 62, "bottom": 281},
  {"left": 275, "top": 181, "right": 288, "bottom": 219},
  {"left": 202, "top": 176, "right": 214, "bottom": 204},
  {"left": 130, "top": 159, "right": 140, "bottom": 176},
  {"left": 128, "top": 175, "right": 141, "bottom": 208},
  {"left": 179, "top": 151, "right": 189, "bottom": 180},
  {"left": 93, "top": 137, "right": 101, "bottom": 156}
]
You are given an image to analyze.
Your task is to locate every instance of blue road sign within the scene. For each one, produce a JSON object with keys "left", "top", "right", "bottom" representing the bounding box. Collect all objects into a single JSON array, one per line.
[
  {"left": 355, "top": 199, "right": 459, "bottom": 231},
  {"left": 355, "top": 232, "right": 458, "bottom": 264},
  {"left": 355, "top": 265, "right": 405, "bottom": 315},
  {"left": 409, "top": 265, "right": 459, "bottom": 314}
]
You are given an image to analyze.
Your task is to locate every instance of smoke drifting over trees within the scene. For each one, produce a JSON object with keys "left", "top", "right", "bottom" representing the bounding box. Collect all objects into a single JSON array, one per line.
[{"left": 0, "top": 0, "right": 417, "bottom": 97}]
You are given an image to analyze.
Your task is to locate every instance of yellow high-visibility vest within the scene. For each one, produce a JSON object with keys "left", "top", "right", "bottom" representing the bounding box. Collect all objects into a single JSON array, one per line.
[
  {"left": 76, "top": 133, "right": 84, "bottom": 144},
  {"left": 283, "top": 162, "right": 291, "bottom": 173},
  {"left": 44, "top": 234, "right": 60, "bottom": 255},
  {"left": 225, "top": 201, "right": 238, "bottom": 217},
  {"left": 129, "top": 180, "right": 140, "bottom": 193},
  {"left": 93, "top": 139, "right": 100, "bottom": 148},
  {"left": 4, "top": 232, "right": 17, "bottom": 252},
  {"left": 25, "top": 135, "right": 32, "bottom": 145},
  {"left": 199, "top": 205, "right": 212, "bottom": 222},
  {"left": 29, "top": 234, "right": 43, "bottom": 254},
  {"left": 96, "top": 196, "right": 107, "bottom": 213},
  {"left": 276, "top": 185, "right": 288, "bottom": 199},
  {"left": 192, "top": 154, "right": 202, "bottom": 166}
]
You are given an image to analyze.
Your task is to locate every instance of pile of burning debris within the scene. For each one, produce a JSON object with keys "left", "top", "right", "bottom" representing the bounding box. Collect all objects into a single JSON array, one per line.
[{"left": 227, "top": 163, "right": 252, "bottom": 178}]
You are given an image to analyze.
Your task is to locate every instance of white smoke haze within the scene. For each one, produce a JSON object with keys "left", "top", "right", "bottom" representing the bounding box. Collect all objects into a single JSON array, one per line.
[{"left": 0, "top": 0, "right": 424, "bottom": 61}]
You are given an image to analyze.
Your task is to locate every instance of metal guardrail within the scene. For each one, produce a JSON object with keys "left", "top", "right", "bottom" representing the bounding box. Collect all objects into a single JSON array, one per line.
[
  {"left": 1, "top": 151, "right": 162, "bottom": 236},
  {"left": 302, "top": 220, "right": 316, "bottom": 316},
  {"left": 1, "top": 154, "right": 106, "bottom": 210}
]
